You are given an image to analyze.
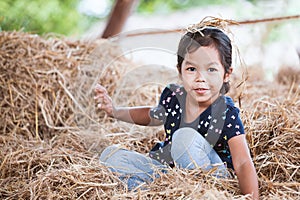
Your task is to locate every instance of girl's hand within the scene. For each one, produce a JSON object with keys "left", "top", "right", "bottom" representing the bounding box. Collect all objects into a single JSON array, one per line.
[
  {"left": 94, "top": 84, "right": 114, "bottom": 117},
  {"left": 94, "top": 84, "right": 161, "bottom": 126}
]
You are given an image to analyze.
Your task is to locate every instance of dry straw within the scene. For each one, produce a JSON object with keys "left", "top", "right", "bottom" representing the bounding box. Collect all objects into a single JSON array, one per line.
[{"left": 0, "top": 31, "right": 299, "bottom": 199}]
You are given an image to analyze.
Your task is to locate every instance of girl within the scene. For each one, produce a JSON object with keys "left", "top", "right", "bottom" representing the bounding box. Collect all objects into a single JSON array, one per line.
[{"left": 94, "top": 18, "right": 259, "bottom": 199}]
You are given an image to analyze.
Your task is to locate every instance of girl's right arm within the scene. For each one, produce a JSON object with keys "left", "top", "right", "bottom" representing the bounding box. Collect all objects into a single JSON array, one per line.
[
  {"left": 229, "top": 135, "right": 259, "bottom": 199},
  {"left": 94, "top": 84, "right": 163, "bottom": 126}
]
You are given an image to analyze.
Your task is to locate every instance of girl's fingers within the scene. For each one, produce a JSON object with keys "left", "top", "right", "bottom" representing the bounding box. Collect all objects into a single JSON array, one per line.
[
  {"left": 94, "top": 88, "right": 105, "bottom": 95},
  {"left": 97, "top": 102, "right": 113, "bottom": 115},
  {"left": 94, "top": 84, "right": 107, "bottom": 93},
  {"left": 94, "top": 84, "right": 113, "bottom": 115},
  {"left": 95, "top": 95, "right": 111, "bottom": 107},
  {"left": 103, "top": 96, "right": 111, "bottom": 103},
  {"left": 94, "top": 93, "right": 104, "bottom": 100}
]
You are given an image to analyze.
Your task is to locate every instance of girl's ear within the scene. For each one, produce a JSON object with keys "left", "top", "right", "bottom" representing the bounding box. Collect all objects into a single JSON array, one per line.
[{"left": 224, "top": 67, "right": 233, "bottom": 82}]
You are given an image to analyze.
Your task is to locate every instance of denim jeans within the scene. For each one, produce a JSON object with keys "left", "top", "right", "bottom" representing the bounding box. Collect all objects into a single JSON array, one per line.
[
  {"left": 100, "top": 127, "right": 229, "bottom": 190},
  {"left": 100, "top": 144, "right": 166, "bottom": 190}
]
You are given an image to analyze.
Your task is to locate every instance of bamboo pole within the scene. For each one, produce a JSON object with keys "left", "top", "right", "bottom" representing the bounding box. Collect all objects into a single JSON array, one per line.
[{"left": 121, "top": 15, "right": 300, "bottom": 37}]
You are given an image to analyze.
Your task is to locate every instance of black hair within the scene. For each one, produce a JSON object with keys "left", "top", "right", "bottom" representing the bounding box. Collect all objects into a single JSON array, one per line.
[{"left": 177, "top": 27, "right": 232, "bottom": 94}]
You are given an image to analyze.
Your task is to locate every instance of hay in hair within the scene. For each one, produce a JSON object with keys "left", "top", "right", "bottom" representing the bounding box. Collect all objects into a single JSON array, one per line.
[
  {"left": 185, "top": 16, "right": 249, "bottom": 104},
  {"left": 186, "top": 16, "right": 238, "bottom": 35},
  {"left": 0, "top": 31, "right": 299, "bottom": 199}
]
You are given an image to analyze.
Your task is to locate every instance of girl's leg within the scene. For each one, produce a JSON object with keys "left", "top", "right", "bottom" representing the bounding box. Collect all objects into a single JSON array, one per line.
[
  {"left": 100, "top": 145, "right": 165, "bottom": 190},
  {"left": 170, "top": 127, "right": 229, "bottom": 177}
]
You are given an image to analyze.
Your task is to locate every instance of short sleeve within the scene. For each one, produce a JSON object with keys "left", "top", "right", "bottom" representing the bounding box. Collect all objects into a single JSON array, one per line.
[
  {"left": 222, "top": 107, "right": 245, "bottom": 141},
  {"left": 149, "top": 84, "right": 185, "bottom": 124},
  {"left": 149, "top": 85, "right": 172, "bottom": 122}
]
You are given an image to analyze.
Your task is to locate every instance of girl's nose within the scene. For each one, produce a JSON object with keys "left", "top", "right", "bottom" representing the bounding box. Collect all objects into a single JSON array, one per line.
[{"left": 195, "top": 71, "right": 205, "bottom": 82}]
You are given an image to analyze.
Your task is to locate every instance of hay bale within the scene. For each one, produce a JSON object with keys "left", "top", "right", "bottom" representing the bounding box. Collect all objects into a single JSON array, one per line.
[
  {"left": 276, "top": 66, "right": 300, "bottom": 85},
  {"left": 0, "top": 31, "right": 299, "bottom": 199},
  {"left": 240, "top": 82, "right": 300, "bottom": 198},
  {"left": 0, "top": 31, "right": 129, "bottom": 139}
]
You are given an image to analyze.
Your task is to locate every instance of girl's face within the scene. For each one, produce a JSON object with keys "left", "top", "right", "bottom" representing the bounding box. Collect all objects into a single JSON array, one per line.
[{"left": 180, "top": 46, "right": 231, "bottom": 107}]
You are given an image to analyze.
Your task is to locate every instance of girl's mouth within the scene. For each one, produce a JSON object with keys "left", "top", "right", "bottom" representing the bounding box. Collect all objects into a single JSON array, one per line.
[{"left": 194, "top": 88, "right": 209, "bottom": 94}]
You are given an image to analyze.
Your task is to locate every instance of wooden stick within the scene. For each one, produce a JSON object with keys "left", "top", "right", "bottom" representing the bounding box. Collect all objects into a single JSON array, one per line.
[
  {"left": 122, "top": 15, "right": 300, "bottom": 37},
  {"left": 101, "top": 0, "right": 138, "bottom": 39}
]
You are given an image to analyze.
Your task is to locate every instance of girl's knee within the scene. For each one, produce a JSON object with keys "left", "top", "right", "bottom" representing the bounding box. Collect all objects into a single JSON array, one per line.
[
  {"left": 100, "top": 144, "right": 121, "bottom": 162},
  {"left": 172, "top": 127, "right": 199, "bottom": 146},
  {"left": 171, "top": 127, "right": 223, "bottom": 170},
  {"left": 172, "top": 127, "right": 215, "bottom": 153},
  {"left": 171, "top": 128, "right": 202, "bottom": 164}
]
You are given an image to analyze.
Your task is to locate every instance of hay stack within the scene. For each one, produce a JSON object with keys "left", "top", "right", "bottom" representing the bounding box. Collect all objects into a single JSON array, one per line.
[{"left": 0, "top": 31, "right": 299, "bottom": 199}]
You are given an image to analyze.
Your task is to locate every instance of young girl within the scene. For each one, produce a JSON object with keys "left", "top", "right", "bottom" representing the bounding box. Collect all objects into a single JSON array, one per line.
[{"left": 94, "top": 18, "right": 259, "bottom": 199}]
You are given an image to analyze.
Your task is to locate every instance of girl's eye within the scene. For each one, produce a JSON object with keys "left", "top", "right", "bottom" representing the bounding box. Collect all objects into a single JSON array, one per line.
[
  {"left": 208, "top": 68, "right": 217, "bottom": 72},
  {"left": 186, "top": 67, "right": 196, "bottom": 72},
  {"left": 186, "top": 65, "right": 196, "bottom": 71}
]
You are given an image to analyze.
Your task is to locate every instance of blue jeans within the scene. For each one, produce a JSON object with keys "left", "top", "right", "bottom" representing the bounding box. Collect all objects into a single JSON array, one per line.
[
  {"left": 100, "top": 144, "right": 166, "bottom": 190},
  {"left": 100, "top": 127, "right": 229, "bottom": 190}
]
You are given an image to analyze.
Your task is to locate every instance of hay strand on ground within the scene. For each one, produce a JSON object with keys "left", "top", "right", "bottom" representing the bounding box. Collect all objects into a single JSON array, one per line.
[{"left": 0, "top": 31, "right": 299, "bottom": 199}]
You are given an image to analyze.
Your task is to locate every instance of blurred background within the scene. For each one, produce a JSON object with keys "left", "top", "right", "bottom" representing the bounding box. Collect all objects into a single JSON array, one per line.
[
  {"left": 1, "top": 0, "right": 299, "bottom": 80},
  {"left": 1, "top": 0, "right": 299, "bottom": 36}
]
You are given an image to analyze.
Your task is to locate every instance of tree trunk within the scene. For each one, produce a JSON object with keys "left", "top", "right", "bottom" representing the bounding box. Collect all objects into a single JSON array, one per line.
[{"left": 101, "top": 0, "right": 138, "bottom": 39}]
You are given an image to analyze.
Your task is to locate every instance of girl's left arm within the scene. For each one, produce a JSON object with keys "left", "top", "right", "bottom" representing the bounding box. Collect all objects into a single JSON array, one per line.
[{"left": 228, "top": 135, "right": 259, "bottom": 200}]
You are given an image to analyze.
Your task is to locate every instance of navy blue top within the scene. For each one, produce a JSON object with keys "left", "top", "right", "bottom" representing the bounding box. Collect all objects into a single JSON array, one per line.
[{"left": 149, "top": 84, "right": 245, "bottom": 169}]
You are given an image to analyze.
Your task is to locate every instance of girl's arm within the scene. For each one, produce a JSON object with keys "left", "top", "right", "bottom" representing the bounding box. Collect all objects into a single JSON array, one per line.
[
  {"left": 228, "top": 135, "right": 259, "bottom": 200},
  {"left": 111, "top": 106, "right": 163, "bottom": 126},
  {"left": 94, "top": 84, "right": 163, "bottom": 126}
]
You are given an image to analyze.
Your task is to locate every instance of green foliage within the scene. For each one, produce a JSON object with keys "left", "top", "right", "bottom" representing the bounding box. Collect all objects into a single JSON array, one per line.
[
  {"left": 0, "top": 0, "right": 254, "bottom": 36},
  {"left": 136, "top": 0, "right": 238, "bottom": 14},
  {"left": 0, "top": 0, "right": 94, "bottom": 35},
  {"left": 3, "top": 0, "right": 230, "bottom": 35}
]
